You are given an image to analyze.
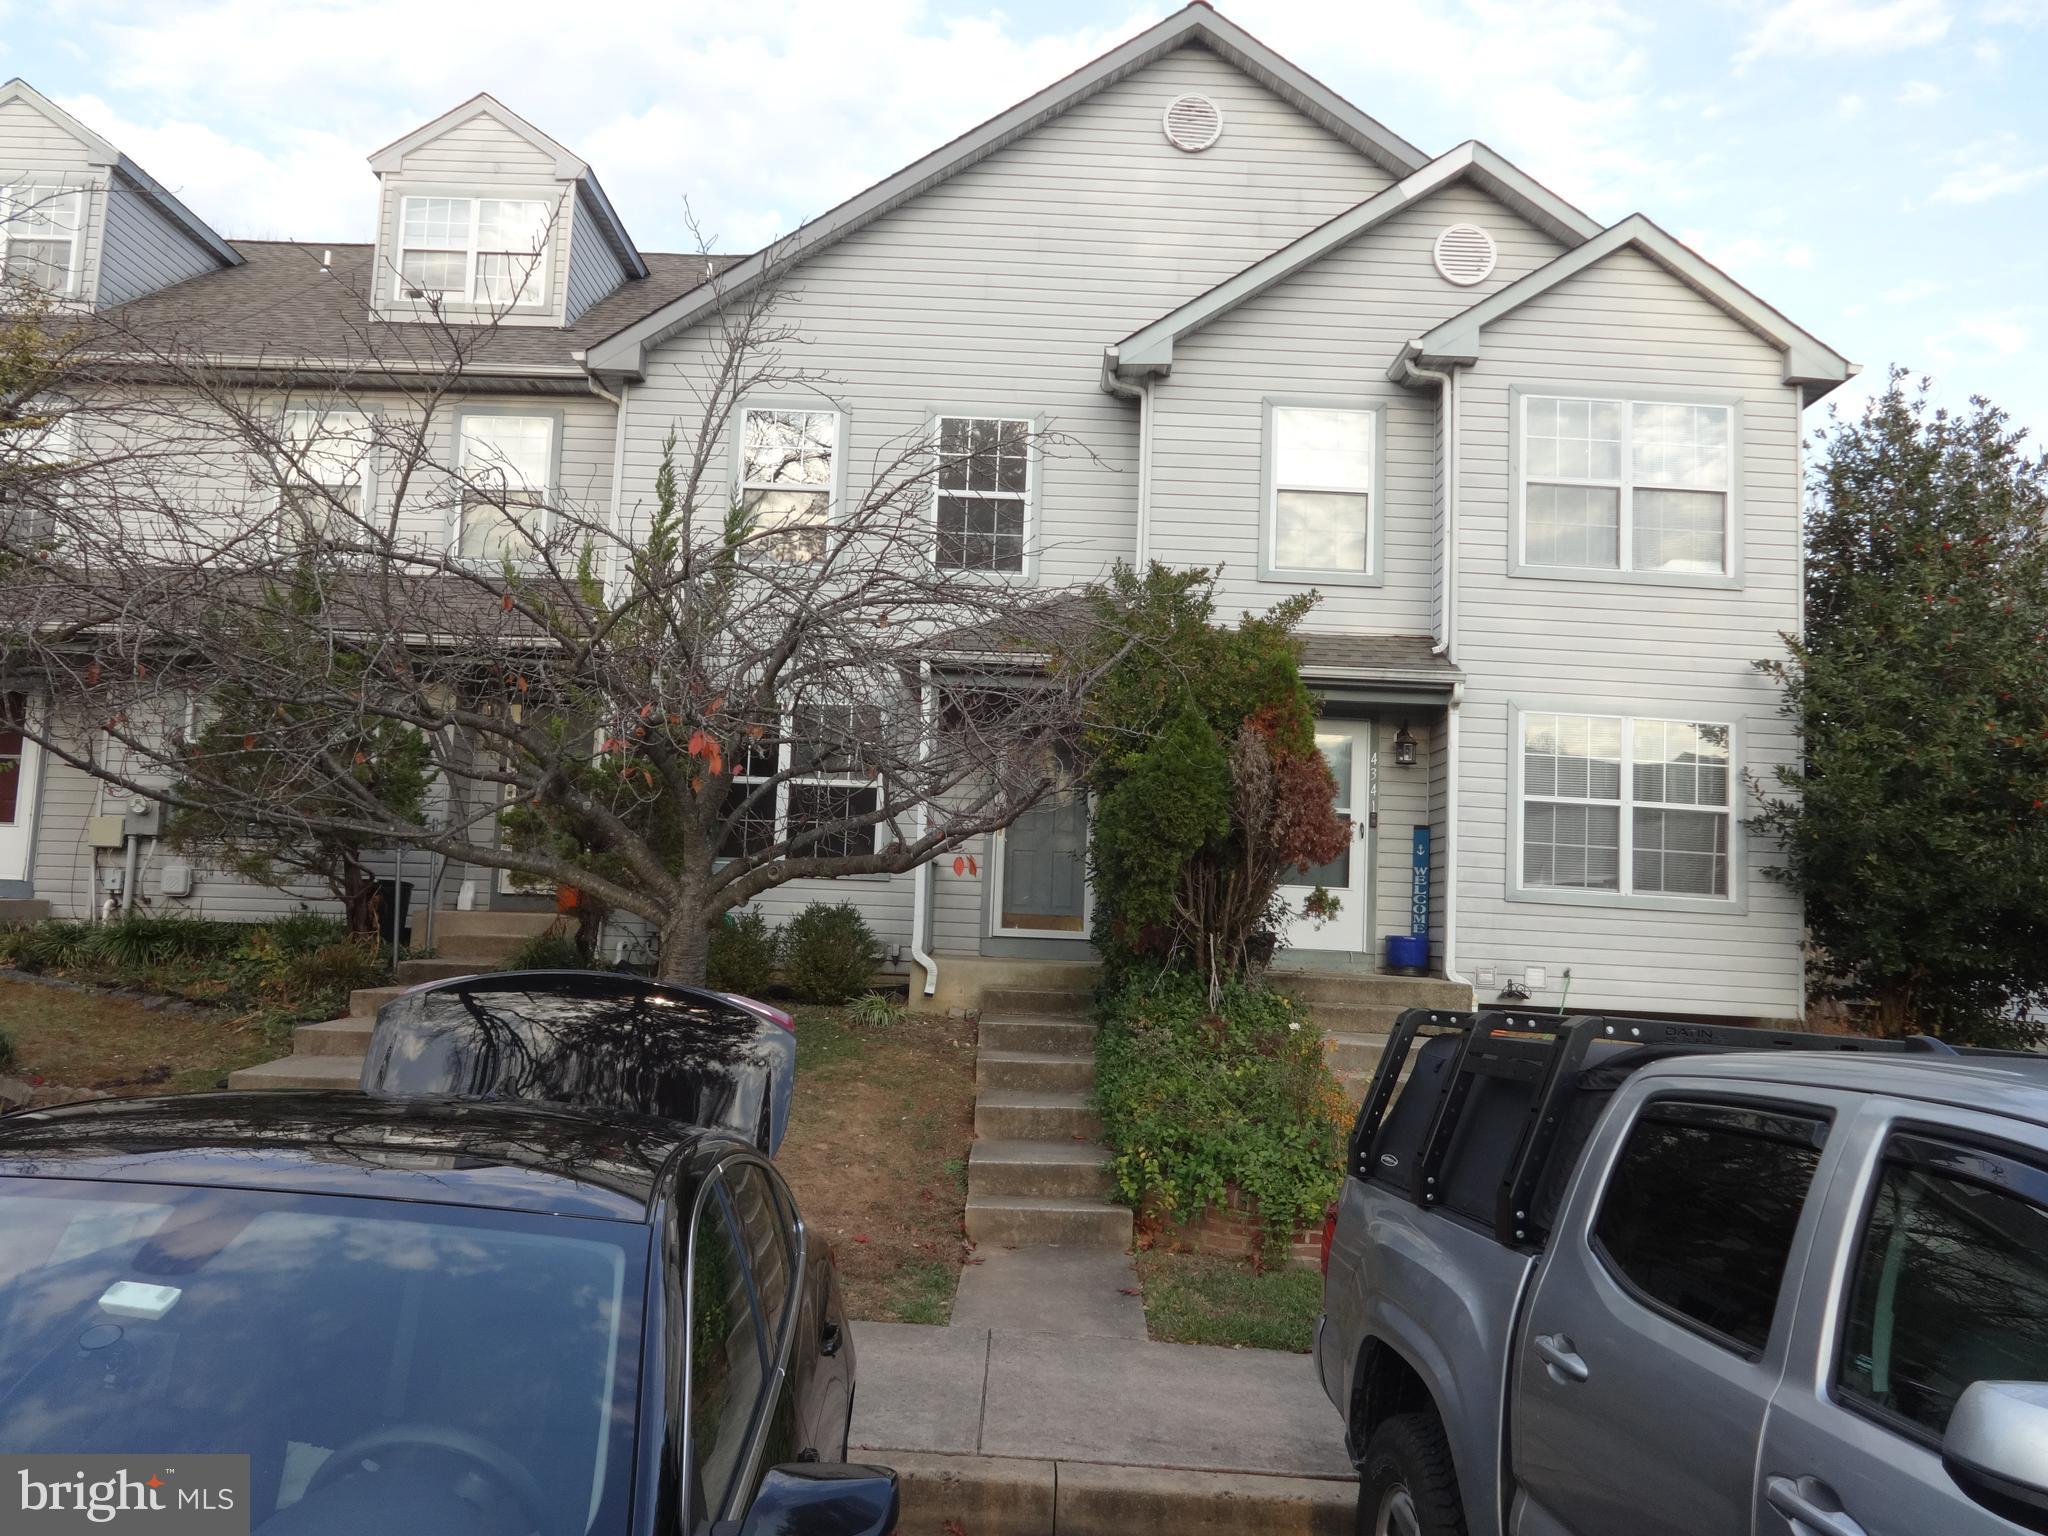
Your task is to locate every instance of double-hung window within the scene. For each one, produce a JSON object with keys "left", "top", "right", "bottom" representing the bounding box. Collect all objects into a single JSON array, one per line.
[
  {"left": 1521, "top": 394, "right": 1733, "bottom": 576},
  {"left": 1520, "top": 711, "right": 1733, "bottom": 900},
  {"left": 396, "top": 196, "right": 552, "bottom": 309},
  {"left": 457, "top": 413, "right": 554, "bottom": 561},
  {"left": 935, "top": 416, "right": 1029, "bottom": 572},
  {"left": 716, "top": 708, "right": 881, "bottom": 863},
  {"left": 1266, "top": 404, "right": 1375, "bottom": 578},
  {"left": 278, "top": 407, "right": 373, "bottom": 537},
  {"left": 739, "top": 408, "right": 836, "bottom": 564},
  {"left": 1, "top": 183, "right": 84, "bottom": 297}
]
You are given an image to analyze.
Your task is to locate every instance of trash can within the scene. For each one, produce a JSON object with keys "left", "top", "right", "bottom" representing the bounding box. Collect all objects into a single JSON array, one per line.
[
  {"left": 373, "top": 879, "right": 416, "bottom": 947},
  {"left": 1385, "top": 933, "right": 1429, "bottom": 975}
]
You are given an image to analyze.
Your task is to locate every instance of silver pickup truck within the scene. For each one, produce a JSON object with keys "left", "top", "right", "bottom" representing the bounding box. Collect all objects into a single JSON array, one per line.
[{"left": 1316, "top": 1009, "right": 2048, "bottom": 1536}]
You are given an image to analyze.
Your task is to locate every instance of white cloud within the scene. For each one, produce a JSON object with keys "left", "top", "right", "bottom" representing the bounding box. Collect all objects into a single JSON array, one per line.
[
  {"left": 1954, "top": 312, "right": 2031, "bottom": 354},
  {"left": 1735, "top": 0, "right": 1952, "bottom": 65},
  {"left": 1897, "top": 79, "right": 1944, "bottom": 102},
  {"left": 1883, "top": 277, "right": 1949, "bottom": 302},
  {"left": 1982, "top": 0, "right": 2048, "bottom": 22},
  {"left": 1975, "top": 37, "right": 2006, "bottom": 63},
  {"left": 1837, "top": 92, "right": 1867, "bottom": 117},
  {"left": 1681, "top": 229, "right": 1820, "bottom": 275},
  {"left": 1929, "top": 136, "right": 2048, "bottom": 203}
]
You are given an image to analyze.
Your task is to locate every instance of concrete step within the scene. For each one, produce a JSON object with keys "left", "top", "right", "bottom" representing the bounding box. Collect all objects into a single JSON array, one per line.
[
  {"left": 0, "top": 898, "right": 50, "bottom": 926},
  {"left": 431, "top": 936, "right": 530, "bottom": 964},
  {"left": 1305, "top": 1000, "right": 1410, "bottom": 1035},
  {"left": 348, "top": 983, "right": 413, "bottom": 1017},
  {"left": 1322, "top": 1031, "right": 1390, "bottom": 1076},
  {"left": 964, "top": 1195, "right": 1132, "bottom": 1249},
  {"left": 981, "top": 1017, "right": 1096, "bottom": 1054},
  {"left": 293, "top": 1017, "right": 376, "bottom": 1058},
  {"left": 1272, "top": 969, "right": 1473, "bottom": 1010},
  {"left": 227, "top": 1053, "right": 363, "bottom": 1091},
  {"left": 980, "top": 987, "right": 1091, "bottom": 1019},
  {"left": 975, "top": 1091, "right": 1100, "bottom": 1141},
  {"left": 977, "top": 1050, "right": 1094, "bottom": 1094},
  {"left": 431, "top": 911, "right": 559, "bottom": 940},
  {"left": 968, "top": 1139, "right": 1114, "bottom": 1200},
  {"left": 395, "top": 957, "right": 483, "bottom": 985}
]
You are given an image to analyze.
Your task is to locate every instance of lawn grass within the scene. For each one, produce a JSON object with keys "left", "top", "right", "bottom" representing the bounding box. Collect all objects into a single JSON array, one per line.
[
  {"left": 0, "top": 977, "right": 275, "bottom": 1095},
  {"left": 775, "top": 1004, "right": 977, "bottom": 1325},
  {"left": 1136, "top": 1249, "right": 1322, "bottom": 1352}
]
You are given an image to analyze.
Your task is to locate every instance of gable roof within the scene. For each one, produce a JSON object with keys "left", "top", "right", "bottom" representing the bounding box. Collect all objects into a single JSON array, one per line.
[
  {"left": 1108, "top": 140, "right": 1601, "bottom": 378},
  {"left": 1392, "top": 213, "right": 1854, "bottom": 401},
  {"left": 0, "top": 79, "right": 239, "bottom": 270},
  {"left": 368, "top": 93, "right": 647, "bottom": 280},
  {"left": 585, "top": 3, "right": 1428, "bottom": 380}
]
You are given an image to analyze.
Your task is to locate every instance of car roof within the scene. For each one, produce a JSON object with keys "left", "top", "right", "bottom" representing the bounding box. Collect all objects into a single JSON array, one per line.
[
  {"left": 1636, "top": 1049, "right": 2048, "bottom": 1130},
  {"left": 0, "top": 1091, "right": 722, "bottom": 1222}
]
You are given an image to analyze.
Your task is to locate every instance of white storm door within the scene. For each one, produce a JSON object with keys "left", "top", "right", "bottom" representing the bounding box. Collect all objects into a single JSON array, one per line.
[
  {"left": 1279, "top": 721, "right": 1370, "bottom": 953},
  {"left": 0, "top": 697, "right": 42, "bottom": 883}
]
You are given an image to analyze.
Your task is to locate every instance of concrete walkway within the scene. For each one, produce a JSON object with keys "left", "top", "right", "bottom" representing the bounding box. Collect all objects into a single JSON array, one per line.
[{"left": 850, "top": 1319, "right": 1355, "bottom": 1534}]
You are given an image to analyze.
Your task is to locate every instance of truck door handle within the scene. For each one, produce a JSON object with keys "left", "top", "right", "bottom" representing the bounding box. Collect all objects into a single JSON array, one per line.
[
  {"left": 1532, "top": 1332, "right": 1589, "bottom": 1383},
  {"left": 1766, "top": 1475, "right": 1868, "bottom": 1536}
]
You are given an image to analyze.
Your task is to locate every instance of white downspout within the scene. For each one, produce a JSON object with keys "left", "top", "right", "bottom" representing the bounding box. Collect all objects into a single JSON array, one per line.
[
  {"left": 594, "top": 377, "right": 630, "bottom": 596},
  {"left": 909, "top": 662, "right": 937, "bottom": 998},
  {"left": 1135, "top": 376, "right": 1153, "bottom": 567},
  {"left": 1395, "top": 354, "right": 1471, "bottom": 990}
]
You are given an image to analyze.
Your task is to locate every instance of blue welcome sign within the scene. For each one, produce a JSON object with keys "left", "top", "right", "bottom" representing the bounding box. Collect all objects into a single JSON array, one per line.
[{"left": 1411, "top": 826, "right": 1431, "bottom": 937}]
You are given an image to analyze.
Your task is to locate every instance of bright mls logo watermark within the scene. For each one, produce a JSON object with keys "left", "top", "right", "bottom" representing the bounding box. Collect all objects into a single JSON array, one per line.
[{"left": 2, "top": 1456, "right": 248, "bottom": 1536}]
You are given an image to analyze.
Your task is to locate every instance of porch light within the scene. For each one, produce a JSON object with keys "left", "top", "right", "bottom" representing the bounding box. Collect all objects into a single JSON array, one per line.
[{"left": 1393, "top": 723, "right": 1417, "bottom": 769}]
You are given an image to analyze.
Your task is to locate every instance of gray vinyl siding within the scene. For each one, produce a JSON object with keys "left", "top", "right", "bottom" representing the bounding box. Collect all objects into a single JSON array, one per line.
[
  {"left": 1146, "top": 183, "right": 1563, "bottom": 635},
  {"left": 1451, "top": 246, "right": 1804, "bottom": 1019},
  {"left": 97, "top": 176, "right": 218, "bottom": 306},
  {"left": 1372, "top": 716, "right": 1430, "bottom": 948},
  {"left": 372, "top": 112, "right": 573, "bottom": 324},
  {"left": 564, "top": 192, "right": 628, "bottom": 324},
  {"left": 619, "top": 47, "right": 1393, "bottom": 951},
  {"left": 0, "top": 97, "right": 107, "bottom": 305}
]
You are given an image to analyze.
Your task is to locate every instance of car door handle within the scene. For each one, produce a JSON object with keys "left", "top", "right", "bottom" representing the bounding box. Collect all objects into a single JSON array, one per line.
[
  {"left": 819, "top": 1320, "right": 842, "bottom": 1358},
  {"left": 1532, "top": 1332, "right": 1589, "bottom": 1383},
  {"left": 1766, "top": 1475, "right": 1868, "bottom": 1536}
]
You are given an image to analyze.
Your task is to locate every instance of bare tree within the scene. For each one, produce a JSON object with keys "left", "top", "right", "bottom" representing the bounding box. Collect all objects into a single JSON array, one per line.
[{"left": 0, "top": 236, "right": 1123, "bottom": 981}]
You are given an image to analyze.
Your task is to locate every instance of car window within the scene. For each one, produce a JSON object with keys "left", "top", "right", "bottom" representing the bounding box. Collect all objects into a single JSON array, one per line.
[
  {"left": 1838, "top": 1140, "right": 2048, "bottom": 1438},
  {"left": 725, "top": 1161, "right": 794, "bottom": 1339},
  {"left": 1592, "top": 1099, "right": 1826, "bottom": 1355},
  {"left": 688, "top": 1178, "right": 767, "bottom": 1521}
]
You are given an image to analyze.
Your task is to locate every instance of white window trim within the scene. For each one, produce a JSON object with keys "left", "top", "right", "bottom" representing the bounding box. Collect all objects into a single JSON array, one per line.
[
  {"left": 718, "top": 713, "right": 883, "bottom": 867},
  {"left": 1258, "top": 396, "right": 1384, "bottom": 587},
  {"left": 451, "top": 407, "right": 562, "bottom": 563},
  {"left": 1507, "top": 703, "right": 1746, "bottom": 915},
  {"left": 1, "top": 183, "right": 87, "bottom": 299},
  {"left": 929, "top": 411, "right": 1039, "bottom": 578},
  {"left": 275, "top": 405, "right": 379, "bottom": 537},
  {"left": 732, "top": 398, "right": 848, "bottom": 564},
  {"left": 390, "top": 189, "right": 557, "bottom": 312},
  {"left": 1510, "top": 384, "right": 1744, "bottom": 589}
]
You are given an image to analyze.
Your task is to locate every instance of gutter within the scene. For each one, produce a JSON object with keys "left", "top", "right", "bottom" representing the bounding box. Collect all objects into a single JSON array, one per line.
[
  {"left": 1098, "top": 347, "right": 1154, "bottom": 567},
  {"left": 594, "top": 376, "right": 629, "bottom": 595},
  {"left": 1390, "top": 351, "right": 1472, "bottom": 992},
  {"left": 909, "top": 663, "right": 938, "bottom": 998}
]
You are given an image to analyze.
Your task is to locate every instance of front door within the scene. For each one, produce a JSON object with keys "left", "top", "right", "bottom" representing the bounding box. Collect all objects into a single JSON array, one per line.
[
  {"left": 993, "top": 788, "right": 1088, "bottom": 937},
  {"left": 0, "top": 697, "right": 42, "bottom": 885},
  {"left": 1280, "top": 721, "right": 1370, "bottom": 953}
]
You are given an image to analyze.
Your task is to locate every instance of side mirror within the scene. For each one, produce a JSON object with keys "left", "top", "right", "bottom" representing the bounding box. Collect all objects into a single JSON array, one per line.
[
  {"left": 1944, "top": 1381, "right": 2048, "bottom": 1530},
  {"left": 733, "top": 1463, "right": 899, "bottom": 1536}
]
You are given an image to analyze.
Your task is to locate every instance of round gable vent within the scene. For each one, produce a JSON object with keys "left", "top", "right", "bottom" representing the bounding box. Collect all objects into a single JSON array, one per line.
[
  {"left": 1162, "top": 94, "right": 1224, "bottom": 152},
  {"left": 1433, "top": 224, "right": 1498, "bottom": 286}
]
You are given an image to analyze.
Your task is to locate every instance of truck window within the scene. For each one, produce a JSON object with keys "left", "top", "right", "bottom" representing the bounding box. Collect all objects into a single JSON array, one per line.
[
  {"left": 1592, "top": 1099, "right": 1826, "bottom": 1357},
  {"left": 1838, "top": 1139, "right": 2048, "bottom": 1440}
]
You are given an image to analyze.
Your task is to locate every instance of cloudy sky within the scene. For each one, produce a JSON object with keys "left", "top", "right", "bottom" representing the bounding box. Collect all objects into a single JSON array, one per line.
[{"left": 6, "top": 0, "right": 2044, "bottom": 434}]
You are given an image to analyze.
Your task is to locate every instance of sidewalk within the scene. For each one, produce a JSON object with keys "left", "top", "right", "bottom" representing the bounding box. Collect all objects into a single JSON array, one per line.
[{"left": 850, "top": 1313, "right": 1355, "bottom": 1535}]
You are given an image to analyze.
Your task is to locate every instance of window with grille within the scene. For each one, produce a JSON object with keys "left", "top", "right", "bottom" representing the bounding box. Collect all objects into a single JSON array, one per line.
[
  {"left": 277, "top": 407, "right": 373, "bottom": 539},
  {"left": 1521, "top": 395, "right": 1732, "bottom": 576},
  {"left": 739, "top": 408, "right": 836, "bottom": 564},
  {"left": 1, "top": 184, "right": 84, "bottom": 297},
  {"left": 716, "top": 708, "right": 881, "bottom": 863},
  {"left": 457, "top": 413, "right": 554, "bottom": 561},
  {"left": 1521, "top": 711, "right": 1733, "bottom": 899},
  {"left": 395, "top": 196, "right": 552, "bottom": 308},
  {"left": 934, "top": 416, "right": 1029, "bottom": 572}
]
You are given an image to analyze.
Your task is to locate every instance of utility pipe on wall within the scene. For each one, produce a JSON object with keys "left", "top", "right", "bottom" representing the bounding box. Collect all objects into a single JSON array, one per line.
[{"left": 908, "top": 662, "right": 938, "bottom": 998}]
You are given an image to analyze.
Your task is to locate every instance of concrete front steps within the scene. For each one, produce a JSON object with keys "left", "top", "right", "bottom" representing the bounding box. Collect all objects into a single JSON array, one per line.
[
  {"left": 1272, "top": 968, "right": 1474, "bottom": 1104},
  {"left": 965, "top": 1003, "right": 1131, "bottom": 1251},
  {"left": 227, "top": 910, "right": 559, "bottom": 1091}
]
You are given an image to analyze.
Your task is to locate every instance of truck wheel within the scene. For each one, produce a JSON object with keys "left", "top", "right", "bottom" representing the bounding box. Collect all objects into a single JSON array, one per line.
[{"left": 1358, "top": 1412, "right": 1466, "bottom": 1536}]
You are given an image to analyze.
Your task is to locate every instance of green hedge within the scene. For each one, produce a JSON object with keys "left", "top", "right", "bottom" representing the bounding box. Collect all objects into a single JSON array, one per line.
[{"left": 1092, "top": 970, "right": 1345, "bottom": 1256}]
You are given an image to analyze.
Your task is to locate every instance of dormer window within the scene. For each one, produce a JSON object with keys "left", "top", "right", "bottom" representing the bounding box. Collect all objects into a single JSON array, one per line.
[
  {"left": 396, "top": 195, "right": 551, "bottom": 308},
  {"left": 1, "top": 184, "right": 85, "bottom": 297}
]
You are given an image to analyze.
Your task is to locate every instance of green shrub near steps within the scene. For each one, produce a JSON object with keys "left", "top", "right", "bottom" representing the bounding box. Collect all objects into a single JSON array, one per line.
[
  {"left": 1092, "top": 969, "right": 1346, "bottom": 1257},
  {"left": 781, "top": 902, "right": 880, "bottom": 1004},
  {"left": 499, "top": 931, "right": 588, "bottom": 971},
  {"left": 707, "top": 909, "right": 778, "bottom": 996}
]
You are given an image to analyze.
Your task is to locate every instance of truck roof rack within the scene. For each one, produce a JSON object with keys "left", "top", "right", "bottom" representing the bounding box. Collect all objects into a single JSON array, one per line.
[{"left": 1349, "top": 1009, "right": 1920, "bottom": 1250}]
